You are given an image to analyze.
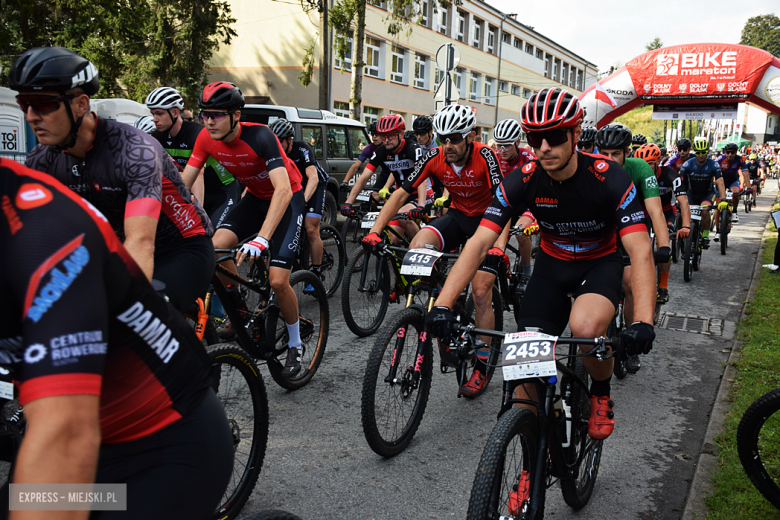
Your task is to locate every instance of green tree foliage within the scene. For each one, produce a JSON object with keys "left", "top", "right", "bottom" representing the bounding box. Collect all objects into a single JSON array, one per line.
[
  {"left": 740, "top": 14, "right": 780, "bottom": 58},
  {"left": 645, "top": 37, "right": 663, "bottom": 51},
  {"left": 0, "top": 0, "right": 236, "bottom": 106}
]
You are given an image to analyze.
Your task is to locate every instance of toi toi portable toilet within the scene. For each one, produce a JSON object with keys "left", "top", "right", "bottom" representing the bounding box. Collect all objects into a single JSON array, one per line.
[{"left": 0, "top": 86, "right": 29, "bottom": 162}]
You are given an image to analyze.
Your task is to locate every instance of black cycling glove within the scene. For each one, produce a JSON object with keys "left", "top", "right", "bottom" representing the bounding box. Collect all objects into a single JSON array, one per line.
[
  {"left": 653, "top": 246, "right": 671, "bottom": 265},
  {"left": 616, "top": 321, "right": 655, "bottom": 360},
  {"left": 425, "top": 306, "right": 457, "bottom": 341}
]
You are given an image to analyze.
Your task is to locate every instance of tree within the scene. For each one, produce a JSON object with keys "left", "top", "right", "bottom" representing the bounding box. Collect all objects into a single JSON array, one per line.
[
  {"left": 740, "top": 14, "right": 780, "bottom": 58},
  {"left": 645, "top": 37, "right": 663, "bottom": 51}
]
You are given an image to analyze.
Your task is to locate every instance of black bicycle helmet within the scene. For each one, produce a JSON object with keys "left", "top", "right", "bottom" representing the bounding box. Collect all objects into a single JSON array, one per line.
[
  {"left": 404, "top": 130, "right": 418, "bottom": 143},
  {"left": 412, "top": 115, "right": 433, "bottom": 133},
  {"left": 368, "top": 121, "right": 378, "bottom": 136},
  {"left": 659, "top": 146, "right": 667, "bottom": 155},
  {"left": 676, "top": 138, "right": 692, "bottom": 149},
  {"left": 595, "top": 123, "right": 632, "bottom": 151},
  {"left": 723, "top": 142, "right": 738, "bottom": 153},
  {"left": 270, "top": 118, "right": 295, "bottom": 140},
  {"left": 631, "top": 134, "right": 647, "bottom": 147},
  {"left": 198, "top": 82, "right": 244, "bottom": 139},
  {"left": 579, "top": 126, "right": 597, "bottom": 145}
]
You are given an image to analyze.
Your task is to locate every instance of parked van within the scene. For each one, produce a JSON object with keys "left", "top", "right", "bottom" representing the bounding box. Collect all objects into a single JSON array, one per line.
[{"left": 240, "top": 105, "right": 371, "bottom": 227}]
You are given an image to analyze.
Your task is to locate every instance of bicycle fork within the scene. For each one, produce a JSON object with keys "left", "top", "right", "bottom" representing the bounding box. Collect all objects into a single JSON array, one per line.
[
  {"left": 384, "top": 323, "right": 429, "bottom": 391},
  {"left": 527, "top": 383, "right": 556, "bottom": 519}
]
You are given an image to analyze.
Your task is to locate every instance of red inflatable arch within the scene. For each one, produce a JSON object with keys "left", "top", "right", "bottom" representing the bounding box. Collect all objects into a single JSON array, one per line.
[{"left": 579, "top": 43, "right": 780, "bottom": 128}]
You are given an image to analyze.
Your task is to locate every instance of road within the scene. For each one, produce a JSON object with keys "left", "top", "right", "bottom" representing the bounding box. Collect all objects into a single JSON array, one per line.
[{"left": 238, "top": 182, "right": 777, "bottom": 520}]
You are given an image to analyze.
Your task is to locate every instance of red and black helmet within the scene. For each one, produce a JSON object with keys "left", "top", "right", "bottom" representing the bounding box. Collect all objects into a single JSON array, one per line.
[
  {"left": 520, "top": 87, "right": 583, "bottom": 132},
  {"left": 376, "top": 113, "right": 406, "bottom": 134},
  {"left": 198, "top": 81, "right": 244, "bottom": 111}
]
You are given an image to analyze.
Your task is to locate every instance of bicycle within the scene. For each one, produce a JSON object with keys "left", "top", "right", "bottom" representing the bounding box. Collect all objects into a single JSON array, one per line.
[
  {"left": 498, "top": 226, "right": 540, "bottom": 327},
  {"left": 461, "top": 325, "right": 617, "bottom": 520},
  {"left": 737, "top": 387, "right": 780, "bottom": 509},
  {"left": 716, "top": 196, "right": 735, "bottom": 256},
  {"left": 682, "top": 205, "right": 714, "bottom": 283},
  {"left": 360, "top": 246, "right": 503, "bottom": 457},
  {"left": 744, "top": 188, "right": 754, "bottom": 213},
  {"left": 339, "top": 183, "right": 383, "bottom": 245},
  {"left": 294, "top": 223, "right": 345, "bottom": 298}
]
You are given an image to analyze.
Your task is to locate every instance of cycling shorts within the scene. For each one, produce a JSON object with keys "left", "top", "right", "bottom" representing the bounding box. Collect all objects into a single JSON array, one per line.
[
  {"left": 305, "top": 183, "right": 327, "bottom": 220},
  {"left": 722, "top": 174, "right": 741, "bottom": 191},
  {"left": 688, "top": 188, "right": 717, "bottom": 207},
  {"left": 515, "top": 250, "right": 623, "bottom": 335},
  {"left": 422, "top": 208, "right": 499, "bottom": 275},
  {"left": 218, "top": 190, "right": 305, "bottom": 270},
  {"left": 203, "top": 181, "right": 243, "bottom": 229},
  {"left": 154, "top": 235, "right": 215, "bottom": 312}
]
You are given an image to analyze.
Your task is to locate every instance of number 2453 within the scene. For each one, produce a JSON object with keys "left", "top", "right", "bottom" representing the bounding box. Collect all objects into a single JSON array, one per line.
[{"left": 506, "top": 341, "right": 552, "bottom": 360}]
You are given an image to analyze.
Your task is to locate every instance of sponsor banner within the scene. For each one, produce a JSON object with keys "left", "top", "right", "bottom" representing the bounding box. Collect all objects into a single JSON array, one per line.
[
  {"left": 626, "top": 43, "right": 774, "bottom": 100},
  {"left": 652, "top": 103, "right": 738, "bottom": 120},
  {"left": 753, "top": 61, "right": 780, "bottom": 108},
  {"left": 580, "top": 69, "right": 637, "bottom": 128}
]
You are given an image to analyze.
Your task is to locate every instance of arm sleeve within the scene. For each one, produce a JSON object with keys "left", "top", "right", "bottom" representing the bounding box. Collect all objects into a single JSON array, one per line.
[
  {"left": 479, "top": 169, "right": 529, "bottom": 234},
  {"left": 610, "top": 165, "right": 648, "bottom": 237},
  {"left": 299, "top": 143, "right": 318, "bottom": 170},
  {"left": 358, "top": 144, "right": 375, "bottom": 163},
  {"left": 633, "top": 159, "right": 660, "bottom": 199},
  {"left": 187, "top": 129, "right": 212, "bottom": 169},
  {"left": 669, "top": 169, "right": 687, "bottom": 198},
  {"left": 712, "top": 160, "right": 722, "bottom": 180},
  {"left": 402, "top": 148, "right": 438, "bottom": 193}
]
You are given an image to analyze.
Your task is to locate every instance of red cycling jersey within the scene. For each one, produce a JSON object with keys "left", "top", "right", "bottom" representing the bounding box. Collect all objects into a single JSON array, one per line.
[
  {"left": 402, "top": 142, "right": 503, "bottom": 217},
  {"left": 498, "top": 148, "right": 537, "bottom": 177},
  {"left": 188, "top": 123, "right": 302, "bottom": 200}
]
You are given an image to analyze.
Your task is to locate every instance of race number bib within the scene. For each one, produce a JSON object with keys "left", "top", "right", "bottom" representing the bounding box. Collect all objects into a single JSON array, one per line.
[
  {"left": 399, "top": 248, "right": 443, "bottom": 276},
  {"left": 356, "top": 190, "right": 372, "bottom": 202},
  {"left": 361, "top": 212, "right": 379, "bottom": 228},
  {"left": 501, "top": 331, "right": 558, "bottom": 381},
  {"left": 690, "top": 206, "right": 702, "bottom": 221}
]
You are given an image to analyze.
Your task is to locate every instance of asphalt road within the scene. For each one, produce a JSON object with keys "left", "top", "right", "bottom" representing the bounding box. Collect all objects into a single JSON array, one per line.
[{"left": 236, "top": 182, "right": 777, "bottom": 520}]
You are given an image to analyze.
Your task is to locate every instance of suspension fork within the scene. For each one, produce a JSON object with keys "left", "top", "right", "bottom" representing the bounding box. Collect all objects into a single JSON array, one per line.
[
  {"left": 359, "top": 251, "right": 385, "bottom": 294},
  {"left": 527, "top": 383, "right": 555, "bottom": 519}
]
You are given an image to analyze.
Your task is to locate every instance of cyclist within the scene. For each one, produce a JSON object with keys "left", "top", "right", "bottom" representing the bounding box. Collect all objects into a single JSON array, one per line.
[
  {"left": 667, "top": 138, "right": 693, "bottom": 171},
  {"left": 596, "top": 123, "right": 670, "bottom": 373},
  {"left": 341, "top": 121, "right": 385, "bottom": 202},
  {"left": 493, "top": 118, "right": 538, "bottom": 295},
  {"left": 635, "top": 143, "right": 691, "bottom": 303},
  {"left": 426, "top": 87, "right": 656, "bottom": 440},
  {"left": 342, "top": 114, "right": 427, "bottom": 241},
  {"left": 180, "top": 82, "right": 307, "bottom": 376},
  {"left": 679, "top": 138, "right": 728, "bottom": 250},
  {"left": 630, "top": 133, "right": 647, "bottom": 156},
  {"left": 0, "top": 158, "right": 233, "bottom": 519},
  {"left": 659, "top": 146, "right": 669, "bottom": 166},
  {"left": 14, "top": 47, "right": 215, "bottom": 314},
  {"left": 362, "top": 103, "right": 505, "bottom": 398},
  {"left": 578, "top": 126, "right": 598, "bottom": 154},
  {"left": 413, "top": 115, "right": 437, "bottom": 154},
  {"left": 714, "top": 142, "right": 749, "bottom": 225},
  {"left": 746, "top": 154, "right": 761, "bottom": 206},
  {"left": 147, "top": 86, "right": 242, "bottom": 229},
  {"left": 270, "top": 118, "right": 329, "bottom": 287},
  {"left": 134, "top": 115, "right": 157, "bottom": 134}
]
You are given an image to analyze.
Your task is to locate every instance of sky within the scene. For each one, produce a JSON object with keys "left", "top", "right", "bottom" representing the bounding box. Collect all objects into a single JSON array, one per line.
[{"left": 486, "top": 0, "right": 774, "bottom": 74}]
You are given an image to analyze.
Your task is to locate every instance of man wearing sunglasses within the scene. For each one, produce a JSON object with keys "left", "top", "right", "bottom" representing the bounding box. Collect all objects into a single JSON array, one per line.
[
  {"left": 679, "top": 138, "right": 728, "bottom": 250},
  {"left": 426, "top": 88, "right": 657, "bottom": 441},
  {"left": 363, "top": 104, "right": 505, "bottom": 398},
  {"left": 714, "top": 142, "right": 749, "bottom": 225},
  {"left": 342, "top": 113, "right": 427, "bottom": 241},
  {"left": 12, "top": 47, "right": 215, "bottom": 314},
  {"left": 147, "top": 87, "right": 241, "bottom": 230},
  {"left": 666, "top": 138, "right": 693, "bottom": 171},
  {"left": 182, "top": 109, "right": 195, "bottom": 122},
  {"left": 577, "top": 126, "right": 598, "bottom": 154}
]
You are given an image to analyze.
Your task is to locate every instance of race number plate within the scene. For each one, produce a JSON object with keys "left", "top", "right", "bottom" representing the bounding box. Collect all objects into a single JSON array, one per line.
[
  {"left": 0, "top": 381, "right": 12, "bottom": 400},
  {"left": 501, "top": 331, "right": 558, "bottom": 381},
  {"left": 361, "top": 212, "right": 379, "bottom": 228},
  {"left": 690, "top": 206, "right": 702, "bottom": 221},
  {"left": 399, "top": 248, "right": 443, "bottom": 276},
  {"left": 356, "top": 190, "right": 372, "bottom": 202}
]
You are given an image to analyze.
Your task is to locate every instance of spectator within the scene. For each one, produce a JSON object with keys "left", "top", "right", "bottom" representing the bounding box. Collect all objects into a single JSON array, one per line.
[
  {"left": 487, "top": 138, "right": 497, "bottom": 150},
  {"left": 182, "top": 109, "right": 195, "bottom": 122}
]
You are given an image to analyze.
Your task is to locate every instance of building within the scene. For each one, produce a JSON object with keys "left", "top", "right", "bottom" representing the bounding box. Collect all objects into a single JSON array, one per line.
[
  {"left": 743, "top": 103, "right": 780, "bottom": 145},
  {"left": 207, "top": 0, "right": 598, "bottom": 140}
]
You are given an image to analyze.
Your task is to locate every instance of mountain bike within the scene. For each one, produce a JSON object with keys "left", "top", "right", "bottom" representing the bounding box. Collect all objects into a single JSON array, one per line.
[
  {"left": 360, "top": 247, "right": 503, "bottom": 457},
  {"left": 744, "top": 188, "right": 754, "bottom": 213},
  {"left": 682, "top": 205, "right": 713, "bottom": 282},
  {"left": 738, "top": 387, "right": 780, "bottom": 509},
  {"left": 609, "top": 289, "right": 628, "bottom": 380},
  {"left": 717, "top": 197, "right": 734, "bottom": 256},
  {"left": 461, "top": 326, "right": 617, "bottom": 520},
  {"left": 339, "top": 184, "right": 383, "bottom": 244}
]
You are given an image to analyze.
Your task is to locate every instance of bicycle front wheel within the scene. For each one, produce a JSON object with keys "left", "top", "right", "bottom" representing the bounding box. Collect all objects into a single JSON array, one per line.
[
  {"left": 342, "top": 249, "right": 391, "bottom": 337},
  {"left": 467, "top": 407, "right": 542, "bottom": 520},
  {"left": 209, "top": 345, "right": 268, "bottom": 520},
  {"left": 737, "top": 387, "right": 780, "bottom": 509},
  {"left": 720, "top": 209, "right": 729, "bottom": 255},
  {"left": 265, "top": 270, "right": 329, "bottom": 390},
  {"left": 361, "top": 307, "right": 433, "bottom": 457}
]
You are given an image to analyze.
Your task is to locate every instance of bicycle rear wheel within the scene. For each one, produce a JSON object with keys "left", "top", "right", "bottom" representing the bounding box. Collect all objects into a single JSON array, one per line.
[
  {"left": 361, "top": 307, "right": 433, "bottom": 457},
  {"left": 467, "top": 407, "right": 542, "bottom": 520},
  {"left": 265, "top": 270, "right": 329, "bottom": 390},
  {"left": 342, "top": 249, "right": 391, "bottom": 337},
  {"left": 209, "top": 345, "right": 268, "bottom": 520},
  {"left": 737, "top": 387, "right": 780, "bottom": 509},
  {"left": 301, "top": 224, "right": 345, "bottom": 297}
]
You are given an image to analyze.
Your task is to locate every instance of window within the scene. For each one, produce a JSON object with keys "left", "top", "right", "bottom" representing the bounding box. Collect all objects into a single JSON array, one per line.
[
  {"left": 301, "top": 125, "right": 323, "bottom": 157},
  {"left": 438, "top": 8, "right": 447, "bottom": 35},
  {"left": 391, "top": 45, "right": 406, "bottom": 84},
  {"left": 569, "top": 67, "right": 576, "bottom": 88},
  {"left": 333, "top": 101, "right": 349, "bottom": 118},
  {"left": 472, "top": 19, "right": 481, "bottom": 48},
  {"left": 484, "top": 77, "right": 495, "bottom": 105},
  {"left": 434, "top": 66, "right": 445, "bottom": 87},
  {"left": 514, "top": 38, "right": 522, "bottom": 49},
  {"left": 523, "top": 88, "right": 531, "bottom": 99},
  {"left": 334, "top": 36, "right": 353, "bottom": 70},
  {"left": 419, "top": 0, "right": 428, "bottom": 26},
  {"left": 502, "top": 32, "right": 510, "bottom": 44},
  {"left": 365, "top": 37, "right": 381, "bottom": 78},
  {"left": 577, "top": 70, "right": 584, "bottom": 91},
  {"left": 363, "top": 106, "right": 379, "bottom": 127},
  {"left": 457, "top": 11, "right": 465, "bottom": 42},
  {"left": 368, "top": 0, "right": 386, "bottom": 8},
  {"left": 487, "top": 28, "right": 495, "bottom": 54},
  {"left": 348, "top": 127, "right": 369, "bottom": 156},
  {"left": 536, "top": 48, "right": 543, "bottom": 59},
  {"left": 327, "top": 126, "right": 349, "bottom": 159},
  {"left": 469, "top": 72, "right": 481, "bottom": 102},
  {"left": 454, "top": 67, "right": 464, "bottom": 97},
  {"left": 553, "top": 59, "right": 559, "bottom": 82},
  {"left": 525, "top": 43, "right": 533, "bottom": 55},
  {"left": 414, "top": 54, "right": 427, "bottom": 89},
  {"left": 544, "top": 54, "right": 550, "bottom": 78},
  {"left": 511, "top": 85, "right": 521, "bottom": 96},
  {"left": 481, "top": 129, "right": 490, "bottom": 143},
  {"left": 499, "top": 80, "right": 508, "bottom": 92}
]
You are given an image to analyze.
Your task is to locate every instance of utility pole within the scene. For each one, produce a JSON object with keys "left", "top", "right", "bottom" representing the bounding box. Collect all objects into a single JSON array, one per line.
[
  {"left": 318, "top": 0, "right": 329, "bottom": 110},
  {"left": 493, "top": 13, "right": 516, "bottom": 126}
]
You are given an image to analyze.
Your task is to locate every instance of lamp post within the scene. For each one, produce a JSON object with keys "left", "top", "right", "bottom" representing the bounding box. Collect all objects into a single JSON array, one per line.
[{"left": 494, "top": 12, "right": 517, "bottom": 126}]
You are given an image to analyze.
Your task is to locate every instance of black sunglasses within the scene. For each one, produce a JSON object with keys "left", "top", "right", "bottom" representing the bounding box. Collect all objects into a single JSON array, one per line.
[
  {"left": 183, "top": 117, "right": 194, "bottom": 122},
  {"left": 679, "top": 147, "right": 691, "bottom": 152},
  {"left": 16, "top": 94, "right": 70, "bottom": 115},
  {"left": 578, "top": 141, "right": 594, "bottom": 148},
  {"left": 439, "top": 133, "right": 467, "bottom": 145},
  {"left": 527, "top": 129, "right": 570, "bottom": 149}
]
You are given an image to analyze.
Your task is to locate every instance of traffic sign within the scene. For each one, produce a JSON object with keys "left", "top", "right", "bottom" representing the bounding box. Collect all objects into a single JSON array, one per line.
[
  {"left": 434, "top": 73, "right": 459, "bottom": 104},
  {"left": 435, "top": 44, "right": 460, "bottom": 71}
]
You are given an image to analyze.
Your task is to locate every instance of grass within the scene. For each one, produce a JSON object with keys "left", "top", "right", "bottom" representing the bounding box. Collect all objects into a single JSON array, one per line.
[
  {"left": 706, "top": 202, "right": 780, "bottom": 519},
  {"left": 612, "top": 105, "right": 665, "bottom": 143}
]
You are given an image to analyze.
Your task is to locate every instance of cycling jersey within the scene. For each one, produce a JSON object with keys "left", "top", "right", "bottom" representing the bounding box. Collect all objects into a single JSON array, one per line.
[
  {"left": 480, "top": 152, "right": 647, "bottom": 261},
  {"left": 623, "top": 157, "right": 660, "bottom": 202},
  {"left": 716, "top": 154, "right": 747, "bottom": 182},
  {"left": 286, "top": 140, "right": 329, "bottom": 187},
  {"left": 358, "top": 143, "right": 378, "bottom": 163},
  {"left": 498, "top": 148, "right": 537, "bottom": 177},
  {"left": 365, "top": 138, "right": 422, "bottom": 188},
  {"left": 666, "top": 152, "right": 692, "bottom": 171},
  {"left": 25, "top": 116, "right": 213, "bottom": 249},
  {"left": 746, "top": 160, "right": 761, "bottom": 179},
  {"left": 655, "top": 165, "right": 687, "bottom": 211},
  {"left": 416, "top": 134, "right": 438, "bottom": 155},
  {"left": 0, "top": 159, "right": 212, "bottom": 444},
  {"left": 403, "top": 142, "right": 502, "bottom": 217},
  {"left": 679, "top": 157, "right": 722, "bottom": 195},
  {"left": 188, "top": 122, "right": 302, "bottom": 199}
]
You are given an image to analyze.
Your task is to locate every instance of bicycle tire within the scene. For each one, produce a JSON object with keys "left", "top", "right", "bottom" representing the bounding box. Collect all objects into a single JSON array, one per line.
[
  {"left": 464, "top": 284, "right": 503, "bottom": 384},
  {"left": 265, "top": 270, "right": 329, "bottom": 390},
  {"left": 467, "top": 407, "right": 543, "bottom": 520},
  {"left": 361, "top": 307, "right": 433, "bottom": 457},
  {"left": 238, "top": 511, "right": 304, "bottom": 520},
  {"left": 342, "top": 249, "right": 391, "bottom": 337},
  {"left": 560, "top": 359, "right": 603, "bottom": 509},
  {"left": 683, "top": 225, "right": 694, "bottom": 282},
  {"left": 209, "top": 345, "right": 268, "bottom": 520},
  {"left": 693, "top": 231, "right": 701, "bottom": 272},
  {"left": 301, "top": 225, "right": 345, "bottom": 298},
  {"left": 720, "top": 209, "right": 729, "bottom": 255},
  {"left": 737, "top": 387, "right": 780, "bottom": 509}
]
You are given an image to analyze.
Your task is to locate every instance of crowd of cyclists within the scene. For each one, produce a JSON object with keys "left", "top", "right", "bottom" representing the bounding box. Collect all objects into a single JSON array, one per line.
[{"left": 0, "top": 44, "right": 775, "bottom": 518}]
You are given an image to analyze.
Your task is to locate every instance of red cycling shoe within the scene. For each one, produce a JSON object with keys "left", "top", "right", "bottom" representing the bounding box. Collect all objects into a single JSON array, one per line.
[{"left": 588, "top": 395, "right": 615, "bottom": 440}]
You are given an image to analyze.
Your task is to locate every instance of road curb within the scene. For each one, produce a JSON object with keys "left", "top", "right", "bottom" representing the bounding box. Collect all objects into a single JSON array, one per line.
[{"left": 682, "top": 186, "right": 778, "bottom": 520}]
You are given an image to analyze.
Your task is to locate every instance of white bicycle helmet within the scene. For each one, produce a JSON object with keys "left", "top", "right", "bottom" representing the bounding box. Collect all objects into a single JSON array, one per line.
[
  {"left": 133, "top": 116, "right": 156, "bottom": 134},
  {"left": 433, "top": 104, "right": 476, "bottom": 136},
  {"left": 145, "top": 87, "right": 185, "bottom": 110},
  {"left": 493, "top": 119, "right": 522, "bottom": 145}
]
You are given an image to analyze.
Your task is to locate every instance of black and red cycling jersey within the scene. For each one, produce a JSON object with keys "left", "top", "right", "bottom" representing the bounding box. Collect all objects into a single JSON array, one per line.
[
  {"left": 25, "top": 116, "right": 212, "bottom": 249},
  {"left": 498, "top": 147, "right": 537, "bottom": 177},
  {"left": 188, "top": 122, "right": 302, "bottom": 199},
  {"left": 0, "top": 159, "right": 211, "bottom": 444},
  {"left": 480, "top": 152, "right": 648, "bottom": 261},
  {"left": 656, "top": 165, "right": 687, "bottom": 212},
  {"left": 403, "top": 142, "right": 502, "bottom": 217},
  {"left": 365, "top": 138, "right": 422, "bottom": 188}
]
